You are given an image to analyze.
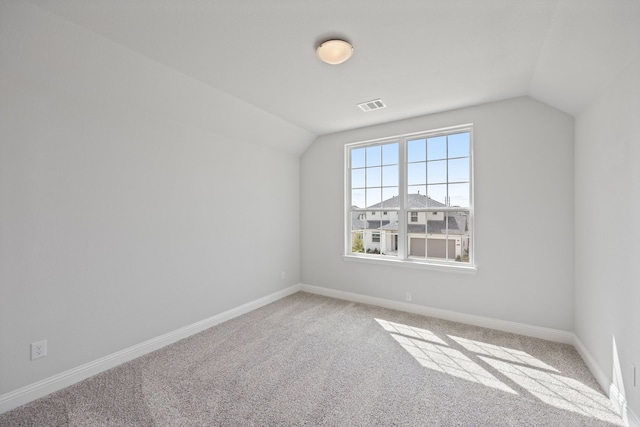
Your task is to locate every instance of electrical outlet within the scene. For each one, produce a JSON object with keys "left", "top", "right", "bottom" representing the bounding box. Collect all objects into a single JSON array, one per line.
[
  {"left": 405, "top": 292, "right": 412, "bottom": 302},
  {"left": 31, "top": 340, "right": 47, "bottom": 360},
  {"left": 281, "top": 271, "right": 286, "bottom": 280},
  {"left": 633, "top": 364, "right": 637, "bottom": 387}
]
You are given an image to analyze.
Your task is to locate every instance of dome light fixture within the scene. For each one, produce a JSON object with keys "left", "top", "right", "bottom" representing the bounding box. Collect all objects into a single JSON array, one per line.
[{"left": 316, "top": 39, "right": 354, "bottom": 65}]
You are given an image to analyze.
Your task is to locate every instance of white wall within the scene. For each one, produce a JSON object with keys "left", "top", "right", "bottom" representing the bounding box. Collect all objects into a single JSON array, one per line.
[
  {"left": 0, "top": 0, "right": 312, "bottom": 395},
  {"left": 575, "top": 52, "right": 640, "bottom": 421},
  {"left": 301, "top": 97, "right": 575, "bottom": 331}
]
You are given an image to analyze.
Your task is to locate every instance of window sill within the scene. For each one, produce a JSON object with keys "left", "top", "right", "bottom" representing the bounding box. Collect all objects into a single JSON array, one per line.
[{"left": 342, "top": 254, "right": 477, "bottom": 274}]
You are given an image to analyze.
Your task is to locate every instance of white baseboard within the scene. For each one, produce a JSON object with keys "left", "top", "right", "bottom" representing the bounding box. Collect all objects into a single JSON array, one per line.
[
  {"left": 573, "top": 335, "right": 639, "bottom": 427},
  {"left": 4, "top": 283, "right": 637, "bottom": 426},
  {"left": 0, "top": 284, "right": 302, "bottom": 415},
  {"left": 572, "top": 335, "right": 611, "bottom": 396},
  {"left": 300, "top": 284, "right": 574, "bottom": 344}
]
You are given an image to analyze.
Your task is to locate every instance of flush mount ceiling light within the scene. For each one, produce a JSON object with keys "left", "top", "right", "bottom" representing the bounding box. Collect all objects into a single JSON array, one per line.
[{"left": 316, "top": 39, "right": 353, "bottom": 65}]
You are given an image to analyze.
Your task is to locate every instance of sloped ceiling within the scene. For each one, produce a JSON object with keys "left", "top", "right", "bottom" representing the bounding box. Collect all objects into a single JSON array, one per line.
[{"left": 22, "top": 0, "right": 640, "bottom": 136}]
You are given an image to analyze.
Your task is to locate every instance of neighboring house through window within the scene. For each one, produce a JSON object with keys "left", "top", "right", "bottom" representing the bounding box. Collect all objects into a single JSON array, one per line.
[{"left": 347, "top": 125, "right": 473, "bottom": 267}]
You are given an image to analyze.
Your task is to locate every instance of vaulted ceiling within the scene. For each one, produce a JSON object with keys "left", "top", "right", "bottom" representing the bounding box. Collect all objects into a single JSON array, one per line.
[{"left": 24, "top": 0, "right": 640, "bottom": 136}]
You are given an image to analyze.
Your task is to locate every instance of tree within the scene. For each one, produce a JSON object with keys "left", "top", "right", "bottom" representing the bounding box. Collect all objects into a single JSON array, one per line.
[{"left": 352, "top": 232, "right": 364, "bottom": 253}]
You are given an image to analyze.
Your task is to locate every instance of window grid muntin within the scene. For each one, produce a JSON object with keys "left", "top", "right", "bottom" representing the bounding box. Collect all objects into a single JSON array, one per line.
[
  {"left": 350, "top": 141, "right": 399, "bottom": 211},
  {"left": 346, "top": 125, "right": 473, "bottom": 266},
  {"left": 406, "top": 133, "right": 471, "bottom": 208},
  {"left": 405, "top": 209, "right": 471, "bottom": 264}
]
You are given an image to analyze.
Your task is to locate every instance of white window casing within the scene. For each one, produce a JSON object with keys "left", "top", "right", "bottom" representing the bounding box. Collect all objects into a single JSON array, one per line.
[{"left": 345, "top": 124, "right": 475, "bottom": 272}]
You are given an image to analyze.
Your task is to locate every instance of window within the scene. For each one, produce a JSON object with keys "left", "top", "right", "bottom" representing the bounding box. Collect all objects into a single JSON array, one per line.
[{"left": 346, "top": 125, "right": 473, "bottom": 267}]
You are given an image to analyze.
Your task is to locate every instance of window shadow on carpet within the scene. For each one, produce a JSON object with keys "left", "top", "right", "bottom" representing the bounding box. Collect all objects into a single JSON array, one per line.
[{"left": 375, "top": 318, "right": 623, "bottom": 426}]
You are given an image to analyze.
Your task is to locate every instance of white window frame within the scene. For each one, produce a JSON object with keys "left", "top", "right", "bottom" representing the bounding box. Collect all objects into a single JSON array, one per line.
[{"left": 344, "top": 124, "right": 476, "bottom": 273}]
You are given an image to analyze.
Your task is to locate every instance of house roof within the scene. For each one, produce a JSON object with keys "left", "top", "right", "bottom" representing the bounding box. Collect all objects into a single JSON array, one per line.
[
  {"left": 353, "top": 194, "right": 468, "bottom": 234},
  {"left": 353, "top": 193, "right": 468, "bottom": 235},
  {"left": 367, "top": 194, "right": 446, "bottom": 210},
  {"left": 21, "top": 0, "right": 640, "bottom": 148},
  {"left": 351, "top": 213, "right": 368, "bottom": 231},
  {"left": 377, "top": 214, "right": 468, "bottom": 236}
]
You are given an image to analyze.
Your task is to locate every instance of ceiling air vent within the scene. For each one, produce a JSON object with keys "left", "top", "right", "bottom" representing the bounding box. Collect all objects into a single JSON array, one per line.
[{"left": 357, "top": 98, "right": 387, "bottom": 112}]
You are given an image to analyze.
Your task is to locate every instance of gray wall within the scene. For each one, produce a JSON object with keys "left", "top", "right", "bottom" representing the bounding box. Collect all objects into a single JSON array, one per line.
[
  {"left": 301, "top": 97, "right": 575, "bottom": 331},
  {"left": 575, "top": 53, "right": 640, "bottom": 418},
  {"left": 0, "top": 0, "right": 312, "bottom": 395},
  {"left": 4, "top": 1, "right": 637, "bottom": 420}
]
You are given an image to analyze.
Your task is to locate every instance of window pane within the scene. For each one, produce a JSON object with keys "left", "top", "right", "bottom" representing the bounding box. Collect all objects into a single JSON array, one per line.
[
  {"left": 427, "top": 237, "right": 455, "bottom": 260},
  {"left": 366, "top": 188, "right": 382, "bottom": 207},
  {"left": 407, "top": 213, "right": 426, "bottom": 258},
  {"left": 351, "top": 189, "right": 365, "bottom": 208},
  {"left": 351, "top": 168, "right": 365, "bottom": 188},
  {"left": 351, "top": 147, "right": 365, "bottom": 168},
  {"left": 448, "top": 183, "right": 470, "bottom": 207},
  {"left": 426, "top": 214, "right": 449, "bottom": 260},
  {"left": 382, "top": 231, "right": 399, "bottom": 256},
  {"left": 427, "top": 160, "right": 447, "bottom": 184},
  {"left": 363, "top": 230, "right": 381, "bottom": 253},
  {"left": 366, "top": 146, "right": 381, "bottom": 166},
  {"left": 381, "top": 188, "right": 399, "bottom": 208},
  {"left": 366, "top": 215, "right": 381, "bottom": 231},
  {"left": 407, "top": 162, "right": 426, "bottom": 186},
  {"left": 448, "top": 132, "right": 470, "bottom": 158},
  {"left": 347, "top": 128, "right": 472, "bottom": 265},
  {"left": 408, "top": 139, "right": 426, "bottom": 162},
  {"left": 448, "top": 157, "right": 469, "bottom": 183},
  {"left": 351, "top": 231, "right": 365, "bottom": 253},
  {"left": 366, "top": 166, "right": 381, "bottom": 187},
  {"left": 449, "top": 212, "right": 470, "bottom": 263},
  {"left": 382, "top": 142, "right": 399, "bottom": 165},
  {"left": 427, "top": 136, "right": 447, "bottom": 160},
  {"left": 382, "top": 165, "right": 398, "bottom": 187},
  {"left": 361, "top": 213, "right": 397, "bottom": 256},
  {"left": 415, "top": 212, "right": 470, "bottom": 262},
  {"left": 427, "top": 184, "right": 447, "bottom": 206},
  {"left": 407, "top": 186, "right": 426, "bottom": 208}
]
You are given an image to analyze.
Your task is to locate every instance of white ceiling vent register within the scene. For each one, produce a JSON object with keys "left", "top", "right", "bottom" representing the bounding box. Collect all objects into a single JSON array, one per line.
[{"left": 357, "top": 99, "right": 387, "bottom": 112}]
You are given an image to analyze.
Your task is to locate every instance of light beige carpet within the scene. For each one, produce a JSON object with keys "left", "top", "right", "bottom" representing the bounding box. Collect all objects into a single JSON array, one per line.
[{"left": 0, "top": 292, "right": 624, "bottom": 426}]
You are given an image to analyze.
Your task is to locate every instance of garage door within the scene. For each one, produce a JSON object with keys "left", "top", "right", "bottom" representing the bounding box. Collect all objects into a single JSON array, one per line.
[
  {"left": 409, "top": 238, "right": 425, "bottom": 257},
  {"left": 427, "top": 239, "right": 455, "bottom": 259},
  {"left": 410, "top": 238, "right": 456, "bottom": 259}
]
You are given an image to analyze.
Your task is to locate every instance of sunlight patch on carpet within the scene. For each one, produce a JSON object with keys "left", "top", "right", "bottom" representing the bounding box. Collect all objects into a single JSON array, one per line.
[
  {"left": 375, "top": 318, "right": 517, "bottom": 395},
  {"left": 449, "top": 335, "right": 559, "bottom": 372},
  {"left": 375, "top": 318, "right": 447, "bottom": 345},
  {"left": 479, "top": 356, "right": 624, "bottom": 425}
]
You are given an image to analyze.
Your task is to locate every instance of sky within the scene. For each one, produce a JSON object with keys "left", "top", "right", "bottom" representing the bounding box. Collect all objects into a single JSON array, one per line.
[{"left": 350, "top": 132, "right": 470, "bottom": 209}]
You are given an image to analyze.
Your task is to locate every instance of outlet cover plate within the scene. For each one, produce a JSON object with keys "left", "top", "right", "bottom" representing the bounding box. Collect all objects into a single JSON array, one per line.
[{"left": 31, "top": 340, "right": 47, "bottom": 360}]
